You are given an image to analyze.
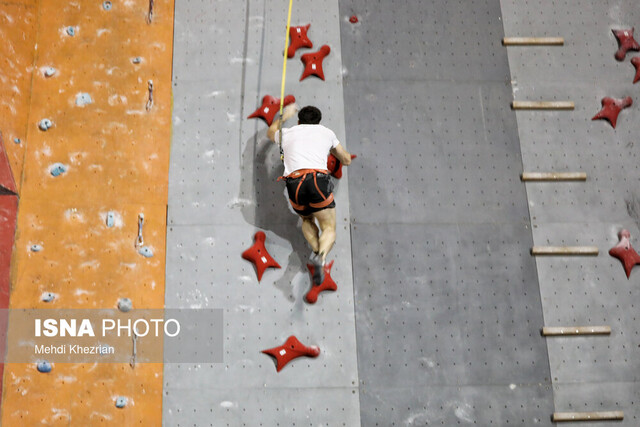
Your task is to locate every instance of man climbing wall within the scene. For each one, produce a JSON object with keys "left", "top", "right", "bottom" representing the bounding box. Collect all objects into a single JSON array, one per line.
[{"left": 267, "top": 104, "right": 353, "bottom": 284}]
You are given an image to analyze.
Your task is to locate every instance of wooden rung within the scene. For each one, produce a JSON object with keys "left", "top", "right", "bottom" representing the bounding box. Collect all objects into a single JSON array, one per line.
[
  {"left": 542, "top": 326, "right": 611, "bottom": 336},
  {"left": 521, "top": 172, "right": 586, "bottom": 182},
  {"left": 553, "top": 411, "right": 623, "bottom": 422},
  {"left": 511, "top": 101, "right": 574, "bottom": 110},
  {"left": 531, "top": 246, "right": 599, "bottom": 256},
  {"left": 503, "top": 37, "right": 564, "bottom": 46}
]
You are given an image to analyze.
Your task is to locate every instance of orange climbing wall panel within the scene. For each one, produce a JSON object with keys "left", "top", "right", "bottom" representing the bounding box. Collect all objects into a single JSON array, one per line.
[
  {"left": 1, "top": 0, "right": 174, "bottom": 425},
  {"left": 0, "top": 1, "right": 37, "bottom": 194},
  {"left": 20, "top": 0, "right": 173, "bottom": 205}
]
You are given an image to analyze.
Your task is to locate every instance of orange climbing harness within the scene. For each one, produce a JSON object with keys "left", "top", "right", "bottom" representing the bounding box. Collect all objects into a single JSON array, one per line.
[{"left": 278, "top": 169, "right": 334, "bottom": 211}]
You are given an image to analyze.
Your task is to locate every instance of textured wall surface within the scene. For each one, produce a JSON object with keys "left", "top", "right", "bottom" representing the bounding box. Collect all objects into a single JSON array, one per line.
[
  {"left": 0, "top": 0, "right": 37, "bottom": 194},
  {"left": 339, "top": 0, "right": 554, "bottom": 425},
  {"left": 165, "top": 0, "right": 361, "bottom": 425},
  {"left": 1, "top": 0, "right": 175, "bottom": 424},
  {"left": 0, "top": 0, "right": 638, "bottom": 425},
  {"left": 502, "top": 1, "right": 640, "bottom": 425}
]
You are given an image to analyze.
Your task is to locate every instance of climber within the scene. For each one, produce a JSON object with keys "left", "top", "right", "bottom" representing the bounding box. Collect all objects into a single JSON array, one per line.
[{"left": 267, "top": 105, "right": 353, "bottom": 285}]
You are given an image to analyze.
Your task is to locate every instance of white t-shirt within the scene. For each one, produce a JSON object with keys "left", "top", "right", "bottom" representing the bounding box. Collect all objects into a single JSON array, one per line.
[{"left": 275, "top": 124, "right": 340, "bottom": 176}]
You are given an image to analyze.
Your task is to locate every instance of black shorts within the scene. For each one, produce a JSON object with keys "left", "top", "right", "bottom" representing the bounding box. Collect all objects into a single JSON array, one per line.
[{"left": 285, "top": 171, "right": 336, "bottom": 216}]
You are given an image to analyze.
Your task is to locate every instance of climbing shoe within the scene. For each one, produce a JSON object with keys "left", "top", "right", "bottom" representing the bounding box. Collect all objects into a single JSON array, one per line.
[{"left": 310, "top": 253, "right": 325, "bottom": 285}]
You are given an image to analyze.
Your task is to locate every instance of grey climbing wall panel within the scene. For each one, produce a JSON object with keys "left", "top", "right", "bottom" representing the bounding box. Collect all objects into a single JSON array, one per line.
[
  {"left": 165, "top": 0, "right": 639, "bottom": 424},
  {"left": 166, "top": 0, "right": 360, "bottom": 425},
  {"left": 340, "top": 0, "right": 553, "bottom": 425},
  {"left": 501, "top": 0, "right": 640, "bottom": 424}
]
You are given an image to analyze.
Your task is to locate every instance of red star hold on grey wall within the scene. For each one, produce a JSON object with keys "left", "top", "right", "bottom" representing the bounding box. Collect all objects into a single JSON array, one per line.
[
  {"left": 262, "top": 336, "right": 320, "bottom": 372},
  {"left": 631, "top": 57, "right": 640, "bottom": 83},
  {"left": 609, "top": 229, "right": 640, "bottom": 278},
  {"left": 287, "top": 24, "right": 313, "bottom": 58},
  {"left": 300, "top": 45, "right": 331, "bottom": 81},
  {"left": 592, "top": 96, "right": 632, "bottom": 128},
  {"left": 612, "top": 28, "right": 640, "bottom": 61},
  {"left": 241, "top": 231, "right": 281, "bottom": 282},
  {"left": 247, "top": 95, "right": 296, "bottom": 126},
  {"left": 305, "top": 261, "right": 337, "bottom": 304},
  {"left": 327, "top": 153, "right": 357, "bottom": 179}
]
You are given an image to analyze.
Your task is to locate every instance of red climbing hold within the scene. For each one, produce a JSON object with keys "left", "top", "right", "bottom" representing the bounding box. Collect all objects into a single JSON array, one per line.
[
  {"left": 305, "top": 260, "right": 337, "bottom": 304},
  {"left": 609, "top": 229, "right": 640, "bottom": 278},
  {"left": 262, "top": 335, "right": 320, "bottom": 372},
  {"left": 287, "top": 24, "right": 313, "bottom": 58},
  {"left": 241, "top": 231, "right": 281, "bottom": 282},
  {"left": 349, "top": 15, "right": 358, "bottom": 24},
  {"left": 613, "top": 28, "right": 640, "bottom": 61},
  {"left": 591, "top": 96, "right": 632, "bottom": 128},
  {"left": 300, "top": 45, "right": 331, "bottom": 81},
  {"left": 247, "top": 95, "right": 296, "bottom": 126},
  {"left": 631, "top": 57, "right": 640, "bottom": 83},
  {"left": 327, "top": 153, "right": 357, "bottom": 179}
]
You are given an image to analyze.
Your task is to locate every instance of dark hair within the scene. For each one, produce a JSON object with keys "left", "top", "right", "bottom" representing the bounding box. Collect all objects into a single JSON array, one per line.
[{"left": 298, "top": 106, "right": 322, "bottom": 124}]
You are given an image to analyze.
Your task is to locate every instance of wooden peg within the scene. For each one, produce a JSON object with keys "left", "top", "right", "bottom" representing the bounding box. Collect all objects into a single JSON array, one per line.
[
  {"left": 511, "top": 101, "right": 574, "bottom": 110},
  {"left": 503, "top": 37, "right": 564, "bottom": 46},
  {"left": 531, "top": 246, "right": 598, "bottom": 256},
  {"left": 552, "top": 411, "right": 623, "bottom": 422},
  {"left": 542, "top": 326, "right": 611, "bottom": 336},
  {"left": 521, "top": 172, "right": 586, "bottom": 182}
]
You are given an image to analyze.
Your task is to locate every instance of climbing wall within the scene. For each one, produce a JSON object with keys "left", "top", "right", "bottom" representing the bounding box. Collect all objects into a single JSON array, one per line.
[
  {"left": 0, "top": 0, "right": 29, "bottom": 404},
  {"left": 0, "top": 0, "right": 37, "bottom": 194},
  {"left": 339, "top": 0, "right": 554, "bottom": 424},
  {"left": 0, "top": 134, "right": 17, "bottom": 407},
  {"left": 164, "top": 0, "right": 360, "bottom": 424},
  {"left": 0, "top": 0, "right": 636, "bottom": 424},
  {"left": 501, "top": 0, "right": 640, "bottom": 424},
  {"left": 0, "top": 0, "right": 175, "bottom": 424}
]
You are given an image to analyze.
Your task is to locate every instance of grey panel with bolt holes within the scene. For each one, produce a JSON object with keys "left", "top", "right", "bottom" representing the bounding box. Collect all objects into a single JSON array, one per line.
[
  {"left": 351, "top": 223, "right": 550, "bottom": 388},
  {"left": 359, "top": 384, "right": 554, "bottom": 426},
  {"left": 166, "top": 0, "right": 359, "bottom": 424},
  {"left": 163, "top": 387, "right": 360, "bottom": 426},
  {"left": 340, "top": 0, "right": 554, "bottom": 424},
  {"left": 501, "top": 0, "right": 640, "bottom": 422}
]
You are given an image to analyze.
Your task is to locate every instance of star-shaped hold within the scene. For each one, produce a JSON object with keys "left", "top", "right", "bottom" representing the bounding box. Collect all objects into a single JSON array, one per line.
[
  {"left": 613, "top": 28, "right": 640, "bottom": 61},
  {"left": 300, "top": 45, "right": 331, "bottom": 81},
  {"left": 262, "top": 336, "right": 320, "bottom": 372},
  {"left": 241, "top": 231, "right": 281, "bottom": 282},
  {"left": 592, "top": 96, "right": 632, "bottom": 128},
  {"left": 327, "top": 153, "right": 357, "bottom": 179},
  {"left": 247, "top": 95, "right": 296, "bottom": 126},
  {"left": 631, "top": 57, "right": 640, "bottom": 83},
  {"left": 305, "top": 261, "right": 337, "bottom": 304},
  {"left": 609, "top": 229, "right": 640, "bottom": 278},
  {"left": 287, "top": 24, "right": 313, "bottom": 58}
]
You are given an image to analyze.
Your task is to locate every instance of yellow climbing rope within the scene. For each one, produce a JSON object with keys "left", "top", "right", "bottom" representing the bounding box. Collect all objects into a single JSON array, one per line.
[{"left": 278, "top": 0, "right": 294, "bottom": 161}]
